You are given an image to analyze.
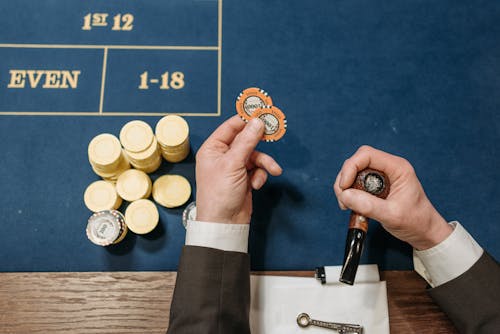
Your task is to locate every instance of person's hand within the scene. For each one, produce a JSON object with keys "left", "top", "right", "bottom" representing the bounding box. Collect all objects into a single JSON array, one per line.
[
  {"left": 195, "top": 116, "right": 282, "bottom": 225},
  {"left": 333, "top": 145, "right": 453, "bottom": 250}
]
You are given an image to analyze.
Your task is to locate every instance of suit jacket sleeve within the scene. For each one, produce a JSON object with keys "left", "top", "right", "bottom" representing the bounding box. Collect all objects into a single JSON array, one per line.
[
  {"left": 167, "top": 245, "right": 251, "bottom": 334},
  {"left": 428, "top": 252, "right": 500, "bottom": 334}
]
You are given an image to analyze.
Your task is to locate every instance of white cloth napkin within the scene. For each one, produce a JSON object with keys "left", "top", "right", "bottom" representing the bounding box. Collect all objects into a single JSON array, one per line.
[{"left": 250, "top": 265, "right": 389, "bottom": 334}]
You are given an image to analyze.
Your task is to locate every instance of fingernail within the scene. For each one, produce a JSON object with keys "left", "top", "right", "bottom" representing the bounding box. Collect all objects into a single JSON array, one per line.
[
  {"left": 339, "top": 172, "right": 345, "bottom": 189},
  {"left": 248, "top": 118, "right": 264, "bottom": 133},
  {"left": 340, "top": 189, "right": 353, "bottom": 205},
  {"left": 253, "top": 177, "right": 264, "bottom": 189},
  {"left": 274, "top": 164, "right": 283, "bottom": 175}
]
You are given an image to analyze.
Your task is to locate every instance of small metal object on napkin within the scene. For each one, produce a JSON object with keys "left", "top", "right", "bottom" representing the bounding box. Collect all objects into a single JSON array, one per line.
[{"left": 297, "top": 313, "right": 363, "bottom": 334}]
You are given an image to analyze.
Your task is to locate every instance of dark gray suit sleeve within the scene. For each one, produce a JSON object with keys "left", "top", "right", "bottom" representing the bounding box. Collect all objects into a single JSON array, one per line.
[
  {"left": 428, "top": 252, "right": 500, "bottom": 334},
  {"left": 167, "top": 246, "right": 251, "bottom": 334}
]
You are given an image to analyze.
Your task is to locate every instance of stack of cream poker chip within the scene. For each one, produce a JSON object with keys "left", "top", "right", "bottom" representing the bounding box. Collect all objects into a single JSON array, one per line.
[
  {"left": 120, "top": 120, "right": 162, "bottom": 173},
  {"left": 84, "top": 180, "right": 122, "bottom": 212},
  {"left": 152, "top": 175, "right": 191, "bottom": 208},
  {"left": 124, "top": 199, "right": 159, "bottom": 234},
  {"left": 116, "top": 169, "right": 152, "bottom": 202},
  {"left": 155, "top": 115, "right": 190, "bottom": 163},
  {"left": 88, "top": 134, "right": 130, "bottom": 181}
]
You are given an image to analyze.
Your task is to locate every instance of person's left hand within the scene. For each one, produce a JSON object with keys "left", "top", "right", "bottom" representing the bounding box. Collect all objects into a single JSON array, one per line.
[{"left": 195, "top": 116, "right": 282, "bottom": 225}]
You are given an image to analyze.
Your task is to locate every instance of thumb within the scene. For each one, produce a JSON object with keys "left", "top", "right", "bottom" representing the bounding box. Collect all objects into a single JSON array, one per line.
[
  {"left": 339, "top": 189, "right": 390, "bottom": 223},
  {"left": 228, "top": 118, "right": 264, "bottom": 164}
]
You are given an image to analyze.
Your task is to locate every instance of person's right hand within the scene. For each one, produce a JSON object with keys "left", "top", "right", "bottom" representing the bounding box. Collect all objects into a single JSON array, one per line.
[
  {"left": 333, "top": 146, "right": 453, "bottom": 250},
  {"left": 195, "top": 116, "right": 282, "bottom": 225}
]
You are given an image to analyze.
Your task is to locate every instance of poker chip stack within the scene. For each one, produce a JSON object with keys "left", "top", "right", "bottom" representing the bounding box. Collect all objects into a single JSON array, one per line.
[
  {"left": 88, "top": 133, "right": 130, "bottom": 181},
  {"left": 236, "top": 87, "right": 273, "bottom": 121},
  {"left": 120, "top": 120, "right": 162, "bottom": 173},
  {"left": 116, "top": 169, "right": 152, "bottom": 202},
  {"left": 155, "top": 115, "right": 190, "bottom": 163},
  {"left": 84, "top": 180, "right": 122, "bottom": 212},
  {"left": 124, "top": 199, "right": 159, "bottom": 235},
  {"left": 235, "top": 87, "right": 287, "bottom": 142},
  {"left": 152, "top": 174, "right": 192, "bottom": 208},
  {"left": 84, "top": 116, "right": 197, "bottom": 246},
  {"left": 182, "top": 201, "right": 197, "bottom": 229},
  {"left": 86, "top": 210, "right": 128, "bottom": 246}
]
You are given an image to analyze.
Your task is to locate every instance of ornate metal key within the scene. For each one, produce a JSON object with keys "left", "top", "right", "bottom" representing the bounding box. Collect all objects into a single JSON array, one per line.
[{"left": 296, "top": 313, "right": 363, "bottom": 334}]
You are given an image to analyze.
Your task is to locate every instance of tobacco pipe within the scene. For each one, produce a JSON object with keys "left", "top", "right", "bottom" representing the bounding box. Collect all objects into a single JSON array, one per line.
[{"left": 339, "top": 168, "right": 390, "bottom": 285}]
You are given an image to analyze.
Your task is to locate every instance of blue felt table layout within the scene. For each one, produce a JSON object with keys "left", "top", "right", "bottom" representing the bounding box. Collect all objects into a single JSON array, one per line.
[{"left": 0, "top": 0, "right": 498, "bottom": 271}]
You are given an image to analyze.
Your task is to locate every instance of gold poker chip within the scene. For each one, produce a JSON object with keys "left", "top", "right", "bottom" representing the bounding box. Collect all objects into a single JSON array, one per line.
[
  {"left": 152, "top": 174, "right": 191, "bottom": 208},
  {"left": 155, "top": 115, "right": 190, "bottom": 162},
  {"left": 235, "top": 87, "right": 273, "bottom": 121},
  {"left": 91, "top": 155, "right": 130, "bottom": 182},
  {"left": 155, "top": 115, "right": 189, "bottom": 147},
  {"left": 116, "top": 169, "right": 152, "bottom": 202},
  {"left": 124, "top": 199, "right": 159, "bottom": 234},
  {"left": 119, "top": 120, "right": 154, "bottom": 153},
  {"left": 84, "top": 180, "right": 122, "bottom": 212},
  {"left": 137, "top": 155, "right": 163, "bottom": 174},
  {"left": 88, "top": 133, "right": 122, "bottom": 168},
  {"left": 252, "top": 106, "right": 287, "bottom": 142},
  {"left": 125, "top": 137, "right": 160, "bottom": 162},
  {"left": 124, "top": 137, "right": 162, "bottom": 173}
]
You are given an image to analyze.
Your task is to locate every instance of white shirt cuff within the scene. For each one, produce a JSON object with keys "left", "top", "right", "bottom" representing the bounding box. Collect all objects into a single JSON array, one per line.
[
  {"left": 185, "top": 220, "right": 250, "bottom": 253},
  {"left": 413, "top": 221, "right": 483, "bottom": 287}
]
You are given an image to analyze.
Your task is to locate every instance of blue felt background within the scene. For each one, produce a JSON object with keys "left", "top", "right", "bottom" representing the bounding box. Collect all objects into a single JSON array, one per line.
[{"left": 0, "top": 0, "right": 499, "bottom": 271}]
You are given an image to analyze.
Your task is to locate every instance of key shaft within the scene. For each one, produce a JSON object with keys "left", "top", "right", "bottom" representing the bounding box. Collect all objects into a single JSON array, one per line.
[{"left": 297, "top": 313, "right": 363, "bottom": 333}]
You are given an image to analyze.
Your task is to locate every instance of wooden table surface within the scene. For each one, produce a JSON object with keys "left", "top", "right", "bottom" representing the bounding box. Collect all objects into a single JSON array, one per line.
[{"left": 0, "top": 271, "right": 457, "bottom": 333}]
